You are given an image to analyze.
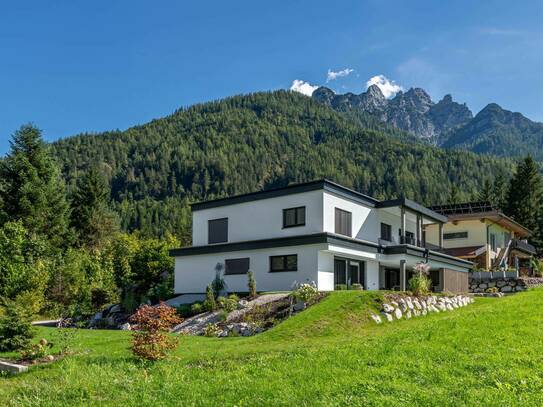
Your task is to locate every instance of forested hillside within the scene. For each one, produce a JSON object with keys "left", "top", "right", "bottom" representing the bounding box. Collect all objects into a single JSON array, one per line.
[{"left": 51, "top": 91, "right": 514, "bottom": 241}]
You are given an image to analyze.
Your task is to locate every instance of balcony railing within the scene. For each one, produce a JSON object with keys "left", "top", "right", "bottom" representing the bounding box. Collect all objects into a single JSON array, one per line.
[{"left": 378, "top": 236, "right": 444, "bottom": 252}]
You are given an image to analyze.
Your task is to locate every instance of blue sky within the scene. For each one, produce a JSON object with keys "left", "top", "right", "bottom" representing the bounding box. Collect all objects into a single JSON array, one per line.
[{"left": 1, "top": 0, "right": 543, "bottom": 154}]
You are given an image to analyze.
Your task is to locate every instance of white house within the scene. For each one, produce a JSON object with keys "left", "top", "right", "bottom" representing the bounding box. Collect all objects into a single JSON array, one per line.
[{"left": 170, "top": 180, "right": 472, "bottom": 298}]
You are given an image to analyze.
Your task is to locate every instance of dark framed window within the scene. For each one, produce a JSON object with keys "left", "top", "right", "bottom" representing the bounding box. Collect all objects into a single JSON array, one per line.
[
  {"left": 225, "top": 258, "right": 250, "bottom": 275},
  {"left": 269, "top": 254, "right": 297, "bottom": 272},
  {"left": 283, "top": 206, "right": 306, "bottom": 228},
  {"left": 335, "top": 208, "right": 352, "bottom": 237},
  {"left": 208, "top": 218, "right": 228, "bottom": 244},
  {"left": 380, "top": 223, "right": 392, "bottom": 241},
  {"left": 443, "top": 231, "right": 468, "bottom": 240}
]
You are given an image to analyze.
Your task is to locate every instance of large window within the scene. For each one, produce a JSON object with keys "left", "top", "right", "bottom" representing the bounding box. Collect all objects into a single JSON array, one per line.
[
  {"left": 225, "top": 258, "right": 250, "bottom": 275},
  {"left": 208, "top": 218, "right": 228, "bottom": 244},
  {"left": 443, "top": 231, "right": 468, "bottom": 240},
  {"left": 335, "top": 208, "right": 352, "bottom": 237},
  {"left": 380, "top": 223, "right": 392, "bottom": 241},
  {"left": 283, "top": 206, "right": 306, "bottom": 228},
  {"left": 490, "top": 233, "right": 497, "bottom": 252},
  {"left": 269, "top": 255, "right": 297, "bottom": 272}
]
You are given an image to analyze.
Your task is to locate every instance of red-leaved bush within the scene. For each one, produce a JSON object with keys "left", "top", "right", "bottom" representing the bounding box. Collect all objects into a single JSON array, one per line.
[{"left": 129, "top": 302, "right": 182, "bottom": 361}]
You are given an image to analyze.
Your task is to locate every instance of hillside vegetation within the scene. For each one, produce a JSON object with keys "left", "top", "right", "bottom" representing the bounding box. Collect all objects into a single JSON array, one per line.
[
  {"left": 0, "top": 289, "right": 542, "bottom": 405},
  {"left": 51, "top": 91, "right": 513, "bottom": 240}
]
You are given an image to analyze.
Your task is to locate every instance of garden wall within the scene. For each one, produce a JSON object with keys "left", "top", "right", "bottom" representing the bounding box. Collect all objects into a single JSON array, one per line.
[{"left": 467, "top": 277, "right": 543, "bottom": 294}]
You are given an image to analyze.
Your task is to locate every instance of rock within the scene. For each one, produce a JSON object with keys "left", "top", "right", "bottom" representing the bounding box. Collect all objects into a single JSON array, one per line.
[
  {"left": 120, "top": 322, "right": 131, "bottom": 331},
  {"left": 391, "top": 301, "right": 399, "bottom": 308},
  {"left": 370, "top": 314, "right": 382, "bottom": 324},
  {"left": 382, "top": 303, "right": 394, "bottom": 313},
  {"left": 413, "top": 309, "right": 421, "bottom": 317},
  {"left": 446, "top": 304, "right": 454, "bottom": 311},
  {"left": 406, "top": 311, "right": 412, "bottom": 319},
  {"left": 406, "top": 298, "right": 414, "bottom": 310},
  {"left": 381, "top": 312, "right": 393, "bottom": 322},
  {"left": 219, "top": 330, "right": 228, "bottom": 337},
  {"left": 496, "top": 280, "right": 507, "bottom": 288},
  {"left": 109, "top": 304, "right": 121, "bottom": 314},
  {"left": 413, "top": 300, "right": 421, "bottom": 310},
  {"left": 422, "top": 309, "right": 428, "bottom": 316},
  {"left": 400, "top": 302, "right": 408, "bottom": 312},
  {"left": 479, "top": 283, "right": 487, "bottom": 289},
  {"left": 487, "top": 281, "right": 496, "bottom": 288},
  {"left": 451, "top": 302, "right": 459, "bottom": 309},
  {"left": 500, "top": 285, "right": 512, "bottom": 293},
  {"left": 394, "top": 308, "right": 403, "bottom": 320},
  {"left": 293, "top": 301, "right": 306, "bottom": 312},
  {"left": 0, "top": 361, "right": 28, "bottom": 374},
  {"left": 238, "top": 299, "right": 249, "bottom": 309},
  {"left": 92, "top": 312, "right": 102, "bottom": 321}
]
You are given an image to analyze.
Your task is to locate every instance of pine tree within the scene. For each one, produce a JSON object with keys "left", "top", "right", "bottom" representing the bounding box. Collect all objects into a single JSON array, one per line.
[
  {"left": 505, "top": 156, "right": 542, "bottom": 232},
  {"left": 70, "top": 167, "right": 119, "bottom": 249},
  {"left": 448, "top": 185, "right": 460, "bottom": 204},
  {"left": 492, "top": 173, "right": 508, "bottom": 210},
  {"left": 477, "top": 179, "right": 493, "bottom": 203},
  {"left": 0, "top": 124, "right": 71, "bottom": 250}
]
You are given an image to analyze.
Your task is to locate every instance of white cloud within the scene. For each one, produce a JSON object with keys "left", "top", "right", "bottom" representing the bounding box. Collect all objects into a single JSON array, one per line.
[
  {"left": 326, "top": 68, "right": 354, "bottom": 82},
  {"left": 290, "top": 79, "right": 319, "bottom": 96},
  {"left": 365, "top": 75, "right": 403, "bottom": 98}
]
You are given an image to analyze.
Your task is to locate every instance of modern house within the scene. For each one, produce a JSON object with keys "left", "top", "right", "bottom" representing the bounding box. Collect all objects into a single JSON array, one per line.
[
  {"left": 170, "top": 180, "right": 472, "bottom": 297},
  {"left": 426, "top": 201, "right": 536, "bottom": 275}
]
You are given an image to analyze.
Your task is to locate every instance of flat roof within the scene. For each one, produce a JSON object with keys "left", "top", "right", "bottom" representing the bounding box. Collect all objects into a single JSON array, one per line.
[{"left": 191, "top": 179, "right": 446, "bottom": 222}]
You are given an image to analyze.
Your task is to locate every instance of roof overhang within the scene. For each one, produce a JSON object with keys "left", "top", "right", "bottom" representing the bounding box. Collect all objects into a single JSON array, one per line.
[
  {"left": 378, "top": 198, "right": 448, "bottom": 223},
  {"left": 447, "top": 211, "right": 532, "bottom": 237}
]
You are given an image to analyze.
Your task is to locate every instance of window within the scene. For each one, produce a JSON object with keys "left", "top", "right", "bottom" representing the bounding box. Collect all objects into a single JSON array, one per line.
[
  {"left": 208, "top": 218, "right": 228, "bottom": 244},
  {"left": 335, "top": 208, "right": 352, "bottom": 237},
  {"left": 443, "top": 231, "right": 468, "bottom": 240},
  {"left": 490, "top": 233, "right": 497, "bottom": 252},
  {"left": 224, "top": 258, "right": 250, "bottom": 275},
  {"left": 380, "top": 223, "right": 392, "bottom": 241},
  {"left": 269, "top": 255, "right": 297, "bottom": 272},
  {"left": 283, "top": 206, "right": 306, "bottom": 228}
]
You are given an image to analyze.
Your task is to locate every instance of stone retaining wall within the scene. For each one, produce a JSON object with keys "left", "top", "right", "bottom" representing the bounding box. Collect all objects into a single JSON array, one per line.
[
  {"left": 469, "top": 278, "right": 528, "bottom": 294},
  {"left": 371, "top": 294, "right": 473, "bottom": 324}
]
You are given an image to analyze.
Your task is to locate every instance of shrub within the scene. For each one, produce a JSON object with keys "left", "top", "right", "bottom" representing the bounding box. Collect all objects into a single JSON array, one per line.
[
  {"left": 409, "top": 262, "right": 432, "bottom": 296},
  {"left": 202, "top": 285, "right": 217, "bottom": 312},
  {"left": 248, "top": 271, "right": 257, "bottom": 298},
  {"left": 408, "top": 275, "right": 432, "bottom": 296},
  {"left": 217, "top": 294, "right": 239, "bottom": 313},
  {"left": 350, "top": 283, "right": 363, "bottom": 291},
  {"left": 335, "top": 284, "right": 347, "bottom": 291},
  {"left": 0, "top": 300, "right": 35, "bottom": 351},
  {"left": 203, "top": 323, "right": 221, "bottom": 337},
  {"left": 129, "top": 302, "right": 182, "bottom": 361},
  {"left": 293, "top": 282, "right": 318, "bottom": 303},
  {"left": 211, "top": 263, "right": 226, "bottom": 298},
  {"left": 486, "top": 286, "right": 498, "bottom": 294},
  {"left": 20, "top": 338, "right": 52, "bottom": 361},
  {"left": 190, "top": 302, "right": 203, "bottom": 315}
]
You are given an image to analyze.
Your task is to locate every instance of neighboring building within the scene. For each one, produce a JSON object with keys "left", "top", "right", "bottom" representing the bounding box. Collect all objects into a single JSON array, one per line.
[
  {"left": 170, "top": 180, "right": 472, "bottom": 297},
  {"left": 426, "top": 201, "right": 536, "bottom": 275}
]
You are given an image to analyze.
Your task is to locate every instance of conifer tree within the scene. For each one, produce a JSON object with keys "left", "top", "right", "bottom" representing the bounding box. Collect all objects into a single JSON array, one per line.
[
  {"left": 477, "top": 179, "right": 493, "bottom": 203},
  {"left": 492, "top": 173, "right": 508, "bottom": 210},
  {"left": 0, "top": 124, "right": 71, "bottom": 250},
  {"left": 505, "top": 156, "right": 542, "bottom": 233},
  {"left": 70, "top": 167, "right": 118, "bottom": 249}
]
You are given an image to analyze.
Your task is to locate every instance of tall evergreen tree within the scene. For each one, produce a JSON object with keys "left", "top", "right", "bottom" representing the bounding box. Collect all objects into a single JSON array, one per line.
[
  {"left": 0, "top": 124, "right": 71, "bottom": 250},
  {"left": 448, "top": 185, "right": 460, "bottom": 204},
  {"left": 505, "top": 156, "right": 542, "bottom": 233},
  {"left": 477, "top": 179, "right": 493, "bottom": 203},
  {"left": 492, "top": 173, "right": 508, "bottom": 210},
  {"left": 70, "top": 167, "right": 119, "bottom": 249}
]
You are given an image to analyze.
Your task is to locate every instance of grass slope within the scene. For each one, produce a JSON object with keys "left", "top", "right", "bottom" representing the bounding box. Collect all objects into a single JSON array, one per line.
[{"left": 1, "top": 290, "right": 542, "bottom": 406}]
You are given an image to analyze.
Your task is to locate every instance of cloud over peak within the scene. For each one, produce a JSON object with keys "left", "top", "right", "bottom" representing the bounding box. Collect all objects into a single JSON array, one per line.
[
  {"left": 365, "top": 75, "right": 403, "bottom": 98},
  {"left": 326, "top": 68, "right": 354, "bottom": 82},
  {"left": 290, "top": 79, "right": 319, "bottom": 96}
]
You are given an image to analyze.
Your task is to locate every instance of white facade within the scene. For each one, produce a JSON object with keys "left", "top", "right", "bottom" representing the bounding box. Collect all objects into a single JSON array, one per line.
[{"left": 172, "top": 180, "right": 472, "bottom": 295}]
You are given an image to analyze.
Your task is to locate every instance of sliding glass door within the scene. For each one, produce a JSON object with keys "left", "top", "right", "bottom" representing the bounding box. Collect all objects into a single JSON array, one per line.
[{"left": 334, "top": 257, "right": 365, "bottom": 288}]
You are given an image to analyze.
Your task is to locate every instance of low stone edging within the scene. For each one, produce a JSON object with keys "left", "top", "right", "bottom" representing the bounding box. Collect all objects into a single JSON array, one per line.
[{"left": 371, "top": 294, "right": 474, "bottom": 324}]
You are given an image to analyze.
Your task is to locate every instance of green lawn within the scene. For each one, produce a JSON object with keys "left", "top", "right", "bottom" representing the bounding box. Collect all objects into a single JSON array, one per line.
[{"left": 1, "top": 289, "right": 543, "bottom": 406}]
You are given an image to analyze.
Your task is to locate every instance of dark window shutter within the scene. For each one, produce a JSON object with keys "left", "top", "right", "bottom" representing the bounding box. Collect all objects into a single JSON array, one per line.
[
  {"left": 225, "top": 258, "right": 250, "bottom": 275},
  {"left": 208, "top": 218, "right": 228, "bottom": 244}
]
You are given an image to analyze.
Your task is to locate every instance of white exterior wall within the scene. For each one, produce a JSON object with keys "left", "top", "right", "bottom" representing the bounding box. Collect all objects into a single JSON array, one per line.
[
  {"left": 174, "top": 244, "right": 325, "bottom": 294},
  {"left": 192, "top": 190, "right": 324, "bottom": 245},
  {"left": 322, "top": 191, "right": 379, "bottom": 241},
  {"left": 378, "top": 209, "right": 417, "bottom": 243}
]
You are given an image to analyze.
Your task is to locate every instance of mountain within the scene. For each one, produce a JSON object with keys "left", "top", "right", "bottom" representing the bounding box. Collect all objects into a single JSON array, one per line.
[
  {"left": 313, "top": 86, "right": 543, "bottom": 159},
  {"left": 442, "top": 103, "right": 543, "bottom": 157},
  {"left": 313, "top": 86, "right": 473, "bottom": 144},
  {"left": 50, "top": 90, "right": 512, "bottom": 240}
]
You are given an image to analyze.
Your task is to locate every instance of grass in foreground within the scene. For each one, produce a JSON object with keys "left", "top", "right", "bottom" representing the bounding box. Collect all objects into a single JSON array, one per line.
[{"left": 1, "top": 289, "right": 542, "bottom": 406}]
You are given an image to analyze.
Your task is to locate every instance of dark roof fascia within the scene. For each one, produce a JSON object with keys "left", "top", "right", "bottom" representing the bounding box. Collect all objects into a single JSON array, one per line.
[
  {"left": 384, "top": 244, "right": 473, "bottom": 268},
  {"left": 169, "top": 232, "right": 380, "bottom": 257},
  {"left": 191, "top": 179, "right": 379, "bottom": 211},
  {"left": 378, "top": 198, "right": 448, "bottom": 223}
]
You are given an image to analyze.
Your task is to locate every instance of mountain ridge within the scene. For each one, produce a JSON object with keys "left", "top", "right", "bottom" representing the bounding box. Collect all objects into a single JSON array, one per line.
[{"left": 312, "top": 86, "right": 543, "bottom": 158}]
